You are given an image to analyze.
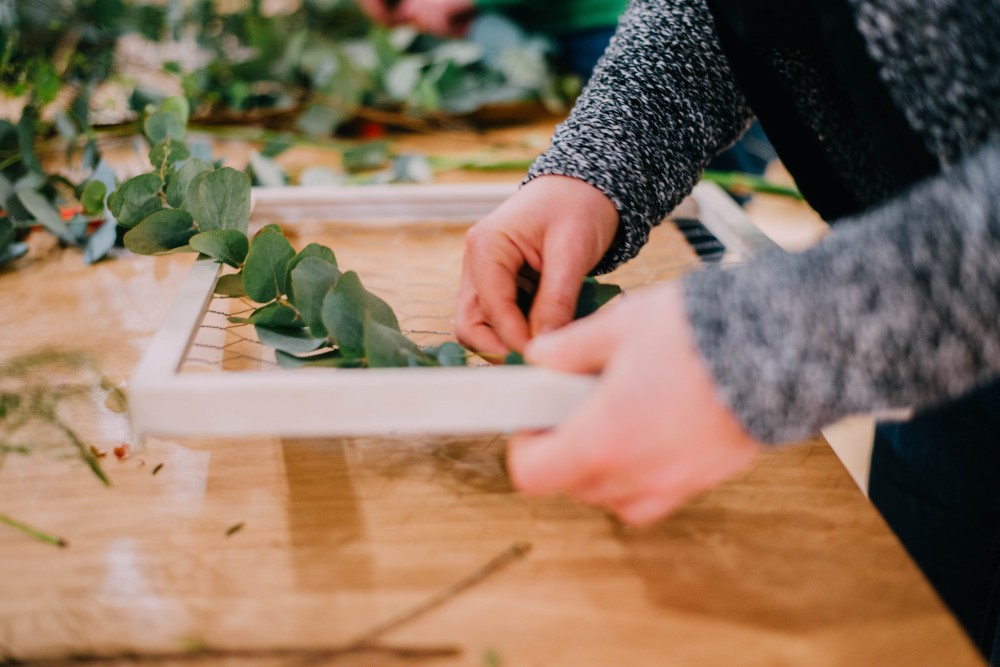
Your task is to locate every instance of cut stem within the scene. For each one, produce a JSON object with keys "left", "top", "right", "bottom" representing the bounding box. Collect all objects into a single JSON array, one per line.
[{"left": 0, "top": 513, "right": 67, "bottom": 547}]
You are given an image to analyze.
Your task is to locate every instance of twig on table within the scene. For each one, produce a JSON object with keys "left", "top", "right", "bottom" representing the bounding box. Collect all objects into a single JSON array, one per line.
[
  {"left": 0, "top": 513, "right": 67, "bottom": 548},
  {"left": 346, "top": 541, "right": 533, "bottom": 649}
]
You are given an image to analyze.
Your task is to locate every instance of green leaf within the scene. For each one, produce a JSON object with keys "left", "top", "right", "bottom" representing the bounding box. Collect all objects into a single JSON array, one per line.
[
  {"left": 0, "top": 218, "right": 14, "bottom": 248},
  {"left": 364, "top": 319, "right": 426, "bottom": 368},
  {"left": 504, "top": 351, "right": 525, "bottom": 365},
  {"left": 426, "top": 342, "right": 467, "bottom": 367},
  {"left": 109, "top": 173, "right": 164, "bottom": 228},
  {"left": 296, "top": 104, "right": 346, "bottom": 137},
  {"left": 123, "top": 209, "right": 196, "bottom": 255},
  {"left": 143, "top": 110, "right": 186, "bottom": 144},
  {"left": 246, "top": 301, "right": 299, "bottom": 327},
  {"left": 255, "top": 325, "right": 327, "bottom": 354},
  {"left": 321, "top": 270, "right": 368, "bottom": 358},
  {"left": 159, "top": 96, "right": 191, "bottom": 126},
  {"left": 367, "top": 291, "right": 400, "bottom": 331},
  {"left": 214, "top": 273, "right": 246, "bottom": 297},
  {"left": 80, "top": 180, "right": 108, "bottom": 217},
  {"left": 83, "top": 217, "right": 118, "bottom": 265},
  {"left": 342, "top": 140, "right": 390, "bottom": 173},
  {"left": 275, "top": 349, "right": 363, "bottom": 369},
  {"left": 286, "top": 242, "right": 338, "bottom": 277},
  {"left": 261, "top": 135, "right": 294, "bottom": 158},
  {"left": 575, "top": 277, "right": 622, "bottom": 319},
  {"left": 248, "top": 151, "right": 286, "bottom": 187},
  {"left": 0, "top": 241, "right": 28, "bottom": 268},
  {"left": 242, "top": 227, "right": 296, "bottom": 302},
  {"left": 187, "top": 167, "right": 252, "bottom": 233},
  {"left": 166, "top": 157, "right": 212, "bottom": 209},
  {"left": 16, "top": 189, "right": 75, "bottom": 244},
  {"left": 289, "top": 257, "right": 341, "bottom": 338},
  {"left": 189, "top": 229, "right": 249, "bottom": 268},
  {"left": 149, "top": 138, "right": 190, "bottom": 170}
]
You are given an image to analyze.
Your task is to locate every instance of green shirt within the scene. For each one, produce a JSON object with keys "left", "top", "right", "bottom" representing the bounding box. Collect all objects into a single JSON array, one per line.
[{"left": 474, "top": 0, "right": 627, "bottom": 36}]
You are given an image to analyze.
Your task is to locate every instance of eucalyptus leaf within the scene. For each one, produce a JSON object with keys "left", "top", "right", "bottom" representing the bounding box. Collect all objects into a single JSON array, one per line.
[
  {"left": 189, "top": 229, "right": 249, "bottom": 268},
  {"left": 342, "top": 141, "right": 390, "bottom": 173},
  {"left": 83, "top": 216, "right": 118, "bottom": 265},
  {"left": 0, "top": 241, "right": 28, "bottom": 268},
  {"left": 214, "top": 273, "right": 247, "bottom": 297},
  {"left": 364, "top": 319, "right": 425, "bottom": 368},
  {"left": 123, "top": 209, "right": 196, "bottom": 255},
  {"left": 247, "top": 301, "right": 299, "bottom": 327},
  {"left": 15, "top": 189, "right": 76, "bottom": 244},
  {"left": 276, "top": 349, "right": 363, "bottom": 369},
  {"left": 286, "top": 242, "right": 338, "bottom": 288},
  {"left": 187, "top": 167, "right": 252, "bottom": 233},
  {"left": 80, "top": 180, "right": 108, "bottom": 217},
  {"left": 159, "top": 96, "right": 191, "bottom": 126},
  {"left": 149, "top": 138, "right": 190, "bottom": 170},
  {"left": 366, "top": 291, "right": 400, "bottom": 331},
  {"left": 297, "top": 104, "right": 346, "bottom": 138},
  {"left": 321, "top": 270, "right": 368, "bottom": 358},
  {"left": 299, "top": 166, "right": 345, "bottom": 187},
  {"left": 166, "top": 157, "right": 213, "bottom": 209},
  {"left": 248, "top": 151, "right": 286, "bottom": 187},
  {"left": 504, "top": 351, "right": 525, "bottom": 365},
  {"left": 289, "top": 257, "right": 341, "bottom": 338},
  {"left": 242, "top": 227, "right": 296, "bottom": 302},
  {"left": 144, "top": 110, "right": 186, "bottom": 143},
  {"left": 575, "top": 277, "right": 622, "bottom": 319},
  {"left": 426, "top": 342, "right": 467, "bottom": 367},
  {"left": 109, "top": 173, "right": 164, "bottom": 228},
  {"left": 255, "top": 325, "right": 327, "bottom": 355},
  {"left": 0, "top": 218, "right": 15, "bottom": 248}
]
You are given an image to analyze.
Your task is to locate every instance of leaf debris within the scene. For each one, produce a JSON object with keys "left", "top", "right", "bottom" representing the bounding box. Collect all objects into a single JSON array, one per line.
[{"left": 225, "top": 522, "right": 245, "bottom": 537}]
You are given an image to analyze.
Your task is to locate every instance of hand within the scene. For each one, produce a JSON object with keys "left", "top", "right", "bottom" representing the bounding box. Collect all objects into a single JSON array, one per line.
[
  {"left": 356, "top": 0, "right": 398, "bottom": 24},
  {"left": 456, "top": 175, "right": 620, "bottom": 356},
  {"left": 507, "top": 283, "right": 763, "bottom": 526},
  {"left": 396, "top": 0, "right": 477, "bottom": 38}
]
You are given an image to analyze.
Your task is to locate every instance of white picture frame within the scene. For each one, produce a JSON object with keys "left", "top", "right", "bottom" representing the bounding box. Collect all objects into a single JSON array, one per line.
[{"left": 129, "top": 181, "right": 775, "bottom": 438}]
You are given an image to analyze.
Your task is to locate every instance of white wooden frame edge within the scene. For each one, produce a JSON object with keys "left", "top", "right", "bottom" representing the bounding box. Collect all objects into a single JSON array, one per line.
[{"left": 130, "top": 181, "right": 768, "bottom": 438}]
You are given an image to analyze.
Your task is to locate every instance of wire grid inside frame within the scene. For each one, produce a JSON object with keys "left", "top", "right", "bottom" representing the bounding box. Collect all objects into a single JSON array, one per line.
[{"left": 180, "top": 217, "right": 707, "bottom": 375}]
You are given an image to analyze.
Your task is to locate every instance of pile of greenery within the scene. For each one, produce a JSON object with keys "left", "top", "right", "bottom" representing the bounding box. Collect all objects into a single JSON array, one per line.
[{"left": 0, "top": 0, "right": 577, "bottom": 268}]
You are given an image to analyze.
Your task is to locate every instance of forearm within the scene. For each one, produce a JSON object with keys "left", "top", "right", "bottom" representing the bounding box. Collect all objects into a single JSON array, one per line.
[
  {"left": 527, "top": 0, "right": 752, "bottom": 274},
  {"left": 684, "top": 141, "right": 1000, "bottom": 443}
]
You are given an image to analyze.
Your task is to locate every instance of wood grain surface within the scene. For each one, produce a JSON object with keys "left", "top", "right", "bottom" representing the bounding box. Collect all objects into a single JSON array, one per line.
[{"left": 0, "top": 128, "right": 985, "bottom": 666}]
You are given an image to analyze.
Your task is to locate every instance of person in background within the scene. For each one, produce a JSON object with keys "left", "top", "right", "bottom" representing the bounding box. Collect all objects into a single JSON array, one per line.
[
  {"left": 455, "top": 0, "right": 1000, "bottom": 663},
  {"left": 356, "top": 0, "right": 627, "bottom": 82}
]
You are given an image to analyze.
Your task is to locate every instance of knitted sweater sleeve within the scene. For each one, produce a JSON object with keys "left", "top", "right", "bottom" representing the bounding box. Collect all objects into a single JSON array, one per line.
[
  {"left": 525, "top": 0, "right": 753, "bottom": 274},
  {"left": 684, "top": 141, "right": 1000, "bottom": 443}
]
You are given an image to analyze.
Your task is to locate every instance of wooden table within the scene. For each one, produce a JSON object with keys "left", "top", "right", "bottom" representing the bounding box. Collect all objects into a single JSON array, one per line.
[{"left": 0, "top": 127, "right": 984, "bottom": 666}]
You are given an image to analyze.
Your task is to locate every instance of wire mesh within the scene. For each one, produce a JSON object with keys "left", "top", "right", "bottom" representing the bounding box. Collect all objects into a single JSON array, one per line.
[{"left": 179, "top": 214, "right": 711, "bottom": 374}]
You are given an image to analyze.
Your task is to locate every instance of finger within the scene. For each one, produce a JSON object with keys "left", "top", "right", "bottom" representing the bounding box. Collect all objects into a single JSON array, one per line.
[
  {"left": 456, "top": 298, "right": 509, "bottom": 359},
  {"left": 529, "top": 228, "right": 596, "bottom": 337},
  {"left": 524, "top": 307, "right": 621, "bottom": 374},
  {"left": 506, "top": 392, "right": 618, "bottom": 495},
  {"left": 466, "top": 234, "right": 532, "bottom": 351},
  {"left": 612, "top": 495, "right": 683, "bottom": 527}
]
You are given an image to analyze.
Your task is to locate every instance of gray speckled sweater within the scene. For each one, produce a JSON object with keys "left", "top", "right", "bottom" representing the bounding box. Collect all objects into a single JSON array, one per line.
[{"left": 527, "top": 0, "right": 1000, "bottom": 443}]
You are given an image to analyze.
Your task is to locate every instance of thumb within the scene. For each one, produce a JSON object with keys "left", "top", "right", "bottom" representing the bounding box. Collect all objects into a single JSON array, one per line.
[{"left": 525, "top": 306, "right": 620, "bottom": 374}]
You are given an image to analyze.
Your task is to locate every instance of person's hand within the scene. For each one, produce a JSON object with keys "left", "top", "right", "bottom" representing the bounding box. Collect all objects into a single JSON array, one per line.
[
  {"left": 507, "top": 282, "right": 763, "bottom": 526},
  {"left": 355, "top": 0, "right": 398, "bottom": 24},
  {"left": 396, "top": 0, "right": 476, "bottom": 38},
  {"left": 456, "top": 175, "right": 620, "bottom": 357}
]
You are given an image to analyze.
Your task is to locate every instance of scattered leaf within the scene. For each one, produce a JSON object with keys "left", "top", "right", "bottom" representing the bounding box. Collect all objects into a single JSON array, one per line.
[
  {"left": 342, "top": 140, "right": 390, "bottom": 173},
  {"left": 16, "top": 189, "right": 76, "bottom": 244},
  {"left": 225, "top": 522, "right": 245, "bottom": 537},
  {"left": 248, "top": 150, "right": 286, "bottom": 187},
  {"left": 83, "top": 216, "right": 118, "bottom": 265},
  {"left": 114, "top": 443, "right": 131, "bottom": 460},
  {"left": 152, "top": 463, "right": 164, "bottom": 475},
  {"left": 89, "top": 446, "right": 107, "bottom": 458}
]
